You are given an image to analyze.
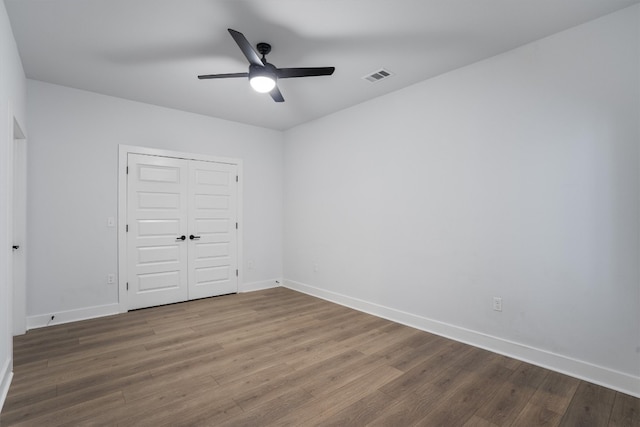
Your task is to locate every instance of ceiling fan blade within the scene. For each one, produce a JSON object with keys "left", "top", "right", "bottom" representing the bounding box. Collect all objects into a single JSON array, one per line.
[
  {"left": 270, "top": 86, "right": 285, "bottom": 102},
  {"left": 198, "top": 72, "right": 248, "bottom": 79},
  {"left": 276, "top": 67, "right": 335, "bottom": 79},
  {"left": 228, "top": 28, "right": 263, "bottom": 66}
]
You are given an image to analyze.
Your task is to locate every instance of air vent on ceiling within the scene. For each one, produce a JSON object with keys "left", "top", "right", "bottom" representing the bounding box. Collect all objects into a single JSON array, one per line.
[{"left": 362, "top": 68, "right": 394, "bottom": 83}]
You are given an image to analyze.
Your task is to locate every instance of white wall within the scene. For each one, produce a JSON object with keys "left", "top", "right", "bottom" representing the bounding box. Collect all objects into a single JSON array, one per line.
[
  {"left": 0, "top": 0, "right": 27, "bottom": 411},
  {"left": 26, "top": 80, "right": 283, "bottom": 322},
  {"left": 283, "top": 6, "right": 640, "bottom": 395}
]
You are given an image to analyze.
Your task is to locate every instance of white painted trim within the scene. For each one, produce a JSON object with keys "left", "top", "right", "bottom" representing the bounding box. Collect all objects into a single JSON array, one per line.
[
  {"left": 283, "top": 279, "right": 640, "bottom": 398},
  {"left": 27, "top": 303, "right": 120, "bottom": 330},
  {"left": 118, "top": 145, "right": 240, "bottom": 166},
  {"left": 117, "top": 146, "right": 128, "bottom": 313},
  {"left": 0, "top": 358, "right": 12, "bottom": 413},
  {"left": 117, "top": 144, "right": 243, "bottom": 313},
  {"left": 239, "top": 279, "right": 282, "bottom": 293},
  {"left": 236, "top": 161, "right": 244, "bottom": 297}
]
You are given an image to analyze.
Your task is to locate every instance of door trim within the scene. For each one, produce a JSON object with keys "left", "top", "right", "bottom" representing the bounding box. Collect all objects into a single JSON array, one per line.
[{"left": 117, "top": 145, "right": 243, "bottom": 313}]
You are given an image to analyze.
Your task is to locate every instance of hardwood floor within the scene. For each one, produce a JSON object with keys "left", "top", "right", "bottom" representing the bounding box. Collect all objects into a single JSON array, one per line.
[{"left": 1, "top": 287, "right": 638, "bottom": 426}]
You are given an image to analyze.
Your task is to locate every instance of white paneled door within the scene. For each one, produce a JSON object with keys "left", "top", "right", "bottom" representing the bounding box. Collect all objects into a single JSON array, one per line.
[
  {"left": 188, "top": 160, "right": 238, "bottom": 299},
  {"left": 127, "top": 154, "right": 238, "bottom": 310}
]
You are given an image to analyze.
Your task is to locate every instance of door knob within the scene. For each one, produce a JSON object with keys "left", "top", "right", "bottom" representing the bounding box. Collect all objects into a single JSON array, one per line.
[
  {"left": 189, "top": 235, "right": 201, "bottom": 240},
  {"left": 12, "top": 245, "right": 19, "bottom": 250},
  {"left": 175, "top": 235, "right": 186, "bottom": 241}
]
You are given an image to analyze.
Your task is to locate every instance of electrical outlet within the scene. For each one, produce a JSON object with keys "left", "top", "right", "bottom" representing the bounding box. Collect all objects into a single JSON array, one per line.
[
  {"left": 492, "top": 297, "right": 502, "bottom": 312},
  {"left": 107, "top": 274, "right": 115, "bottom": 284}
]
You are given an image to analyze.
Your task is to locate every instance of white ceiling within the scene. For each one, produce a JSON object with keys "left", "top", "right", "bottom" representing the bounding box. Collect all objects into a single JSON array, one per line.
[{"left": 5, "top": 0, "right": 639, "bottom": 130}]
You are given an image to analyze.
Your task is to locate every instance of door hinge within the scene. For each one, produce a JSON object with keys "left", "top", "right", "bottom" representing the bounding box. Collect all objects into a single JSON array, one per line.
[
  {"left": 236, "top": 222, "right": 238, "bottom": 230},
  {"left": 126, "top": 224, "right": 129, "bottom": 232},
  {"left": 236, "top": 269, "right": 238, "bottom": 277},
  {"left": 236, "top": 175, "right": 238, "bottom": 182},
  {"left": 126, "top": 282, "right": 129, "bottom": 291},
  {"left": 126, "top": 166, "right": 129, "bottom": 174}
]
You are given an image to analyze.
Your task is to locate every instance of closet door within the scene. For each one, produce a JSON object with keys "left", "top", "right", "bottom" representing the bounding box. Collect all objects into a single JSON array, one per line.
[
  {"left": 127, "top": 154, "right": 189, "bottom": 310},
  {"left": 187, "top": 160, "right": 238, "bottom": 299}
]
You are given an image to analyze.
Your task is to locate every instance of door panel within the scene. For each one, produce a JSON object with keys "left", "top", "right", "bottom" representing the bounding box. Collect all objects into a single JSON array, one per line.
[
  {"left": 188, "top": 160, "right": 238, "bottom": 299},
  {"left": 138, "top": 219, "right": 180, "bottom": 236},
  {"left": 196, "top": 219, "right": 230, "bottom": 234},
  {"left": 137, "top": 192, "right": 182, "bottom": 209},
  {"left": 127, "top": 154, "right": 189, "bottom": 309}
]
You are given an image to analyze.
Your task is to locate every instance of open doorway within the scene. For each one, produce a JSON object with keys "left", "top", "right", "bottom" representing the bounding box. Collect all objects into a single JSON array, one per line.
[{"left": 11, "top": 118, "right": 26, "bottom": 336}]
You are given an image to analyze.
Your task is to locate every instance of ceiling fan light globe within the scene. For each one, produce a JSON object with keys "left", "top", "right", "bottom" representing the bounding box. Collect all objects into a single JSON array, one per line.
[{"left": 250, "top": 75, "right": 276, "bottom": 93}]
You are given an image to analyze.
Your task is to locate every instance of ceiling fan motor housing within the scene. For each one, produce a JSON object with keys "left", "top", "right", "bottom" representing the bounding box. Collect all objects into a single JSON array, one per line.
[{"left": 249, "top": 63, "right": 277, "bottom": 80}]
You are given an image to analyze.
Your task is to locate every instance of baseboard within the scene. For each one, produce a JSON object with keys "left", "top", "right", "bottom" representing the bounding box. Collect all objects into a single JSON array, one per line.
[
  {"left": 283, "top": 279, "right": 640, "bottom": 398},
  {"left": 25, "top": 282, "right": 283, "bottom": 329},
  {"left": 27, "top": 303, "right": 120, "bottom": 330},
  {"left": 0, "top": 358, "right": 13, "bottom": 413},
  {"left": 239, "top": 278, "right": 282, "bottom": 293}
]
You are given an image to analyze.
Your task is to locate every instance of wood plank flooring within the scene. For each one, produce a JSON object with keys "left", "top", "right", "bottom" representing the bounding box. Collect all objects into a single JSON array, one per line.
[{"left": 1, "top": 287, "right": 638, "bottom": 426}]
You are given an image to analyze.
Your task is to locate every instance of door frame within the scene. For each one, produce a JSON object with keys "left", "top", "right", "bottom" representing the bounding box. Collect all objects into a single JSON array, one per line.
[{"left": 117, "top": 145, "right": 243, "bottom": 314}]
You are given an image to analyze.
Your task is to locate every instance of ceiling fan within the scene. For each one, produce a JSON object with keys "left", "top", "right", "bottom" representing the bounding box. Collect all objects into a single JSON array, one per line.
[{"left": 198, "top": 29, "right": 335, "bottom": 102}]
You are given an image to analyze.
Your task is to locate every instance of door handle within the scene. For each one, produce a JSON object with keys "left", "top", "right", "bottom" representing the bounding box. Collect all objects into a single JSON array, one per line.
[
  {"left": 189, "top": 235, "right": 201, "bottom": 240},
  {"left": 175, "top": 235, "right": 186, "bottom": 241},
  {"left": 12, "top": 245, "right": 19, "bottom": 250}
]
